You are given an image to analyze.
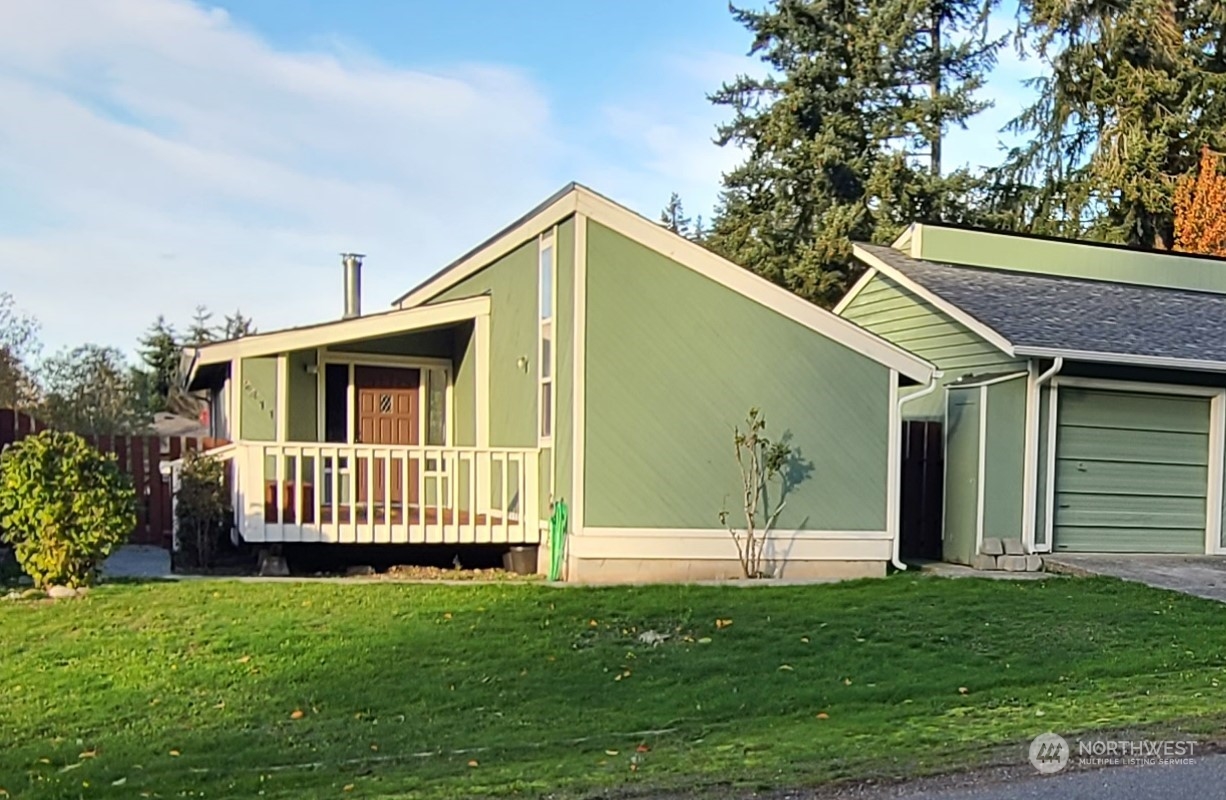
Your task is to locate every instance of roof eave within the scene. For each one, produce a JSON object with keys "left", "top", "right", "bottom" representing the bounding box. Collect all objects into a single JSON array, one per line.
[{"left": 1014, "top": 346, "right": 1226, "bottom": 374}]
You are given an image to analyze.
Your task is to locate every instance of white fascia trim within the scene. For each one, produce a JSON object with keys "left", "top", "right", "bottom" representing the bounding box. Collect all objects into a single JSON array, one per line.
[
  {"left": 1051, "top": 376, "right": 1226, "bottom": 397},
  {"left": 395, "top": 185, "right": 935, "bottom": 383},
  {"left": 572, "top": 190, "right": 935, "bottom": 383},
  {"left": 398, "top": 193, "right": 581, "bottom": 308},
  {"left": 189, "top": 296, "right": 490, "bottom": 373},
  {"left": 890, "top": 223, "right": 916, "bottom": 251},
  {"left": 1015, "top": 346, "right": 1226, "bottom": 374},
  {"left": 1208, "top": 392, "right": 1226, "bottom": 554},
  {"left": 852, "top": 244, "right": 1016, "bottom": 358},
  {"left": 832, "top": 268, "right": 878, "bottom": 315}
]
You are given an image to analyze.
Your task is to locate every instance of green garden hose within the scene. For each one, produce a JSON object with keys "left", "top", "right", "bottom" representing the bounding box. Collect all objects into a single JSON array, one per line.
[{"left": 548, "top": 500, "right": 568, "bottom": 581}]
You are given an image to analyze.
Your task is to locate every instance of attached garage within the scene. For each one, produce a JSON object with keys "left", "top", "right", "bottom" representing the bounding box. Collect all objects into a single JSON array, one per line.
[{"left": 1051, "top": 387, "right": 1212, "bottom": 553}]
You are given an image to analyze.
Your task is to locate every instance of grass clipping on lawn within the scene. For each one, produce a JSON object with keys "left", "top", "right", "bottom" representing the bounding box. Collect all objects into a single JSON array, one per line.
[{"left": 2, "top": 576, "right": 1225, "bottom": 798}]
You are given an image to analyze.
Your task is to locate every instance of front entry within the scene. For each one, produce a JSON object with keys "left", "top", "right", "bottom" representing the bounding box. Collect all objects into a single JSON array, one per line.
[{"left": 354, "top": 366, "right": 420, "bottom": 519}]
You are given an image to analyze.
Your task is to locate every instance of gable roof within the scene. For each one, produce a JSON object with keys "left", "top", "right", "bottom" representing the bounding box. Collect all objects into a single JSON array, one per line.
[
  {"left": 854, "top": 242, "right": 1226, "bottom": 373},
  {"left": 396, "top": 184, "right": 936, "bottom": 384}
]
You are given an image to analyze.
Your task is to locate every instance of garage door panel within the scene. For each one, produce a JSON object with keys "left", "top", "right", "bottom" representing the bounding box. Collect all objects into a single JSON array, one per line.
[
  {"left": 1055, "top": 494, "right": 1206, "bottom": 529},
  {"left": 1057, "top": 426, "right": 1209, "bottom": 466},
  {"left": 1054, "top": 388, "right": 1209, "bottom": 554},
  {"left": 1055, "top": 460, "right": 1208, "bottom": 498},
  {"left": 1060, "top": 389, "right": 1210, "bottom": 434},
  {"left": 1054, "top": 526, "right": 1205, "bottom": 553}
]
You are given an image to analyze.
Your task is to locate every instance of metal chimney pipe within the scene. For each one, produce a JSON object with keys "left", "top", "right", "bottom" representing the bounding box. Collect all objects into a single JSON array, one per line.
[{"left": 341, "top": 253, "right": 364, "bottom": 319}]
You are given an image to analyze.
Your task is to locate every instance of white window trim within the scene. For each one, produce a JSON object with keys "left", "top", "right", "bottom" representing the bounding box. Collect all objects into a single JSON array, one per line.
[
  {"left": 316, "top": 351, "right": 453, "bottom": 447},
  {"left": 538, "top": 228, "right": 557, "bottom": 445}
]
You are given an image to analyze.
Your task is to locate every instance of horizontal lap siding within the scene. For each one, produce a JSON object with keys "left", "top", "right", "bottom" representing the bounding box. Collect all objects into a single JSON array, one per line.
[
  {"left": 1054, "top": 389, "right": 1208, "bottom": 553},
  {"left": 840, "top": 273, "right": 1022, "bottom": 419},
  {"left": 584, "top": 222, "right": 890, "bottom": 532}
]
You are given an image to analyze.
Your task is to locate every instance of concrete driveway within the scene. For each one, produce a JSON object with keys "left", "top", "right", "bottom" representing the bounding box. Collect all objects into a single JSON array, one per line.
[{"left": 1045, "top": 554, "right": 1226, "bottom": 603}]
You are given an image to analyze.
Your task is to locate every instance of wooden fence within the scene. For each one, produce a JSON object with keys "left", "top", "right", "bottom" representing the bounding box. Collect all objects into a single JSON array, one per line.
[
  {"left": 900, "top": 420, "right": 944, "bottom": 562},
  {"left": 0, "top": 408, "right": 225, "bottom": 547}
]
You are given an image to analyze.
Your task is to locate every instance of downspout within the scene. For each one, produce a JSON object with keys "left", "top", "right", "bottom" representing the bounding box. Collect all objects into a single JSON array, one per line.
[
  {"left": 1026, "top": 357, "right": 1063, "bottom": 550},
  {"left": 893, "top": 370, "right": 944, "bottom": 571},
  {"left": 1036, "top": 357, "right": 1064, "bottom": 388}
]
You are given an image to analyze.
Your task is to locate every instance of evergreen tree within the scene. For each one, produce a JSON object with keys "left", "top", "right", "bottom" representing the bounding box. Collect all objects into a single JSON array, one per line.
[
  {"left": 660, "top": 193, "right": 694, "bottom": 236},
  {"left": 137, "top": 316, "right": 180, "bottom": 414},
  {"left": 186, "top": 305, "right": 215, "bottom": 346},
  {"left": 38, "top": 345, "right": 147, "bottom": 434},
  {"left": 221, "top": 309, "right": 256, "bottom": 340},
  {"left": 706, "top": 0, "right": 1002, "bottom": 306},
  {"left": 997, "top": 0, "right": 1226, "bottom": 247}
]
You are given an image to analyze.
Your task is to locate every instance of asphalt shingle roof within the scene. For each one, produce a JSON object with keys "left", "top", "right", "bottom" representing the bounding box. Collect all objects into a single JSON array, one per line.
[{"left": 855, "top": 243, "right": 1226, "bottom": 366}]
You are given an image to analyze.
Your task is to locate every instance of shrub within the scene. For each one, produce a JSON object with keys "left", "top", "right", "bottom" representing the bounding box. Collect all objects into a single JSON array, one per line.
[
  {"left": 0, "top": 431, "right": 136, "bottom": 588},
  {"left": 174, "top": 451, "right": 231, "bottom": 570}
]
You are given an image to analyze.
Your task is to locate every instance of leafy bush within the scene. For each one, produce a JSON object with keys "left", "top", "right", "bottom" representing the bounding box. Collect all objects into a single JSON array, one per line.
[
  {"left": 0, "top": 431, "right": 136, "bottom": 588},
  {"left": 174, "top": 451, "right": 232, "bottom": 570}
]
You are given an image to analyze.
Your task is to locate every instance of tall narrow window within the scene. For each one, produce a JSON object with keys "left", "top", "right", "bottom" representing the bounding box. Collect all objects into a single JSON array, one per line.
[
  {"left": 538, "top": 231, "right": 555, "bottom": 442},
  {"left": 425, "top": 366, "right": 448, "bottom": 446}
]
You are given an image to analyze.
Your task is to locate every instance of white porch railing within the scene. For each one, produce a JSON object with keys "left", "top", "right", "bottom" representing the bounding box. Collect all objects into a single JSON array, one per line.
[{"left": 233, "top": 442, "right": 541, "bottom": 545}]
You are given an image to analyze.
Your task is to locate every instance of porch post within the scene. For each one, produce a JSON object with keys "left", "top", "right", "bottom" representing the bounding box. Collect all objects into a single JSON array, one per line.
[{"left": 276, "top": 353, "right": 289, "bottom": 443}]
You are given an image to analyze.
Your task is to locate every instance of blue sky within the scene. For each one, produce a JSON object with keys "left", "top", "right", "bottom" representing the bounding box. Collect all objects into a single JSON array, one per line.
[{"left": 0, "top": 1, "right": 1037, "bottom": 355}]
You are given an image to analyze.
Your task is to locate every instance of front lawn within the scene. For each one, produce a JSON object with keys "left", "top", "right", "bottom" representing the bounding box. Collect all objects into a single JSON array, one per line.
[{"left": 2, "top": 576, "right": 1225, "bottom": 798}]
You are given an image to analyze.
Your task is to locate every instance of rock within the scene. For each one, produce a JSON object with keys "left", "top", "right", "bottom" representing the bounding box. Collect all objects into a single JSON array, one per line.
[
  {"left": 980, "top": 538, "right": 1005, "bottom": 556},
  {"left": 16, "top": 575, "right": 33, "bottom": 587},
  {"left": 47, "top": 585, "right": 78, "bottom": 599},
  {"left": 346, "top": 565, "right": 376, "bottom": 577},
  {"left": 258, "top": 555, "right": 290, "bottom": 577},
  {"left": 971, "top": 554, "right": 999, "bottom": 571},
  {"left": 1025, "top": 554, "right": 1044, "bottom": 572},
  {"left": 999, "top": 555, "right": 1029, "bottom": 572},
  {"left": 1002, "top": 539, "right": 1026, "bottom": 555},
  {"left": 2, "top": 591, "right": 21, "bottom": 601},
  {"left": 19, "top": 588, "right": 43, "bottom": 600}
]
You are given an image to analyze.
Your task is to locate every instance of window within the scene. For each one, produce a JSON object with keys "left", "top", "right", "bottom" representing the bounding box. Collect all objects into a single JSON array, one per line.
[{"left": 538, "top": 231, "right": 555, "bottom": 442}]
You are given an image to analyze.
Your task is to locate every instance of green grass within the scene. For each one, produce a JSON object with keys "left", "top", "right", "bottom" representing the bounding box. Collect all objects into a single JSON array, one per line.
[{"left": 2, "top": 576, "right": 1226, "bottom": 799}]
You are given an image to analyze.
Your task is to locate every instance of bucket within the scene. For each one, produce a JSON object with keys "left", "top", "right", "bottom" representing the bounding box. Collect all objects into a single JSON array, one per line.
[{"left": 502, "top": 545, "right": 538, "bottom": 575}]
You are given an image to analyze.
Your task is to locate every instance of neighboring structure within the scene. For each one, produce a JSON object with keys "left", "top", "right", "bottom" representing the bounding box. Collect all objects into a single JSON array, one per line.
[
  {"left": 838, "top": 224, "right": 1226, "bottom": 562},
  {"left": 184, "top": 184, "right": 935, "bottom": 582}
]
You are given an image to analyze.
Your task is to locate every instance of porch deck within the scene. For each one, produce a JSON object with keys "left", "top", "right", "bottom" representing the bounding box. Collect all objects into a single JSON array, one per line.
[{"left": 233, "top": 442, "right": 542, "bottom": 545}]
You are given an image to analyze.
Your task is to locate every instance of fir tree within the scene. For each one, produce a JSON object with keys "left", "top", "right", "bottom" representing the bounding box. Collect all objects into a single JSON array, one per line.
[
  {"left": 997, "top": 0, "right": 1226, "bottom": 247},
  {"left": 706, "top": 0, "right": 1003, "bottom": 306},
  {"left": 186, "top": 305, "right": 215, "bottom": 346},
  {"left": 221, "top": 309, "right": 256, "bottom": 340},
  {"left": 660, "top": 192, "right": 693, "bottom": 236},
  {"left": 137, "top": 315, "right": 180, "bottom": 414}
]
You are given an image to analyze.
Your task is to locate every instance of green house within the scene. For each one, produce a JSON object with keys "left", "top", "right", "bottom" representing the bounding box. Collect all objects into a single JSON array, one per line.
[
  {"left": 185, "top": 184, "right": 934, "bottom": 582},
  {"left": 838, "top": 224, "right": 1226, "bottom": 563}
]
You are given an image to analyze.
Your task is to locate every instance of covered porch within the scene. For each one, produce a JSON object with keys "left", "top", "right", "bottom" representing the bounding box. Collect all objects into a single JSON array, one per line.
[{"left": 185, "top": 296, "right": 545, "bottom": 546}]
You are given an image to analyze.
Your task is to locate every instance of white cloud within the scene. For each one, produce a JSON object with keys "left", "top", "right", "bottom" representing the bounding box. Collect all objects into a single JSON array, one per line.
[{"left": 0, "top": 0, "right": 574, "bottom": 353}]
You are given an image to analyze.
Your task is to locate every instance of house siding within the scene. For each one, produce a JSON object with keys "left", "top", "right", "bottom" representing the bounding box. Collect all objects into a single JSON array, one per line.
[
  {"left": 583, "top": 221, "right": 891, "bottom": 532},
  {"left": 943, "top": 385, "right": 980, "bottom": 564},
  {"left": 918, "top": 225, "right": 1226, "bottom": 295},
  {"left": 433, "top": 239, "right": 540, "bottom": 448},
  {"left": 982, "top": 376, "right": 1026, "bottom": 543},
  {"left": 239, "top": 356, "right": 278, "bottom": 441},
  {"left": 840, "top": 272, "right": 1023, "bottom": 419},
  {"left": 286, "top": 349, "right": 318, "bottom": 441}
]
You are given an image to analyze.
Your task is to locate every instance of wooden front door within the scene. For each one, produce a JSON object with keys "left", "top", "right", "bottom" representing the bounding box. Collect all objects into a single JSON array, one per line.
[{"left": 354, "top": 366, "right": 420, "bottom": 520}]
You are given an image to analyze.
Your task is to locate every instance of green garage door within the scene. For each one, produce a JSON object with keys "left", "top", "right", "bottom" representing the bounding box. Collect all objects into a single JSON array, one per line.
[{"left": 1053, "top": 388, "right": 1209, "bottom": 553}]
